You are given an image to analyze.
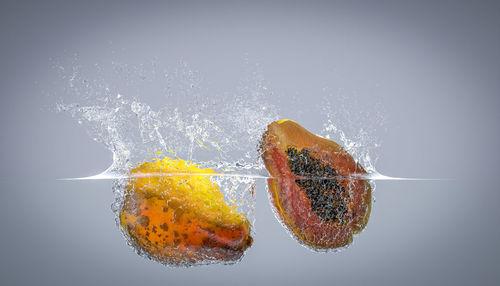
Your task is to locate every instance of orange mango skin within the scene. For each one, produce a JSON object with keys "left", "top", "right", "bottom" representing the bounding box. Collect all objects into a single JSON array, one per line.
[
  {"left": 120, "top": 188, "right": 253, "bottom": 266},
  {"left": 261, "top": 120, "right": 371, "bottom": 249}
]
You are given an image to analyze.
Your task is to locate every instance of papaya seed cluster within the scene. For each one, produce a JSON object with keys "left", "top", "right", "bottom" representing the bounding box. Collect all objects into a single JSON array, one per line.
[{"left": 285, "top": 147, "right": 351, "bottom": 225}]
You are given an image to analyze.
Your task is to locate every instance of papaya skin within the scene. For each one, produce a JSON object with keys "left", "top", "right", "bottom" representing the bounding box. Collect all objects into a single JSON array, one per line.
[
  {"left": 261, "top": 119, "right": 371, "bottom": 249},
  {"left": 119, "top": 157, "right": 253, "bottom": 266}
]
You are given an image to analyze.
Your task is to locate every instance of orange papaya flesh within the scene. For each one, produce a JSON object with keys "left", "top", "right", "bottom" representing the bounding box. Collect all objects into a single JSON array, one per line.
[
  {"left": 261, "top": 119, "right": 371, "bottom": 249},
  {"left": 119, "top": 157, "right": 253, "bottom": 265}
]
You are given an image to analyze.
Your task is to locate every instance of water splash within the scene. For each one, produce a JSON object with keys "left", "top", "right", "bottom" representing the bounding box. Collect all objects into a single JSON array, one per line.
[{"left": 52, "top": 57, "right": 400, "bottom": 262}]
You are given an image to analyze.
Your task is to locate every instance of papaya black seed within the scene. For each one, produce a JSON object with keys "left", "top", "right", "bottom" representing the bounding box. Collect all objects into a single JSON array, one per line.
[{"left": 286, "top": 147, "right": 350, "bottom": 224}]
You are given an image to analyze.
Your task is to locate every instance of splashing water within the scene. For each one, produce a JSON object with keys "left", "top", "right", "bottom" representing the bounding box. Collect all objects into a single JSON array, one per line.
[{"left": 52, "top": 58, "right": 393, "bottom": 263}]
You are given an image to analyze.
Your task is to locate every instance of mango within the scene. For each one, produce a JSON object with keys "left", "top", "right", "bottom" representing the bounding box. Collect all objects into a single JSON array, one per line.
[{"left": 119, "top": 157, "right": 253, "bottom": 265}]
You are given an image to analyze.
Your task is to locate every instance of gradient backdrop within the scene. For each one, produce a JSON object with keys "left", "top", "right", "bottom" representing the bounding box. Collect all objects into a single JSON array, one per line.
[{"left": 1, "top": 1, "right": 500, "bottom": 285}]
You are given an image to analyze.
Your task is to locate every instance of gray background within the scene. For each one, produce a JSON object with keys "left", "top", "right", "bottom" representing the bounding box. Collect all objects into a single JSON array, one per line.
[{"left": 1, "top": 0, "right": 500, "bottom": 285}]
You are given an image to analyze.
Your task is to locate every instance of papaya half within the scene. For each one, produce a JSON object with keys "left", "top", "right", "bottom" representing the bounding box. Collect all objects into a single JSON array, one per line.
[
  {"left": 261, "top": 119, "right": 371, "bottom": 250},
  {"left": 119, "top": 156, "right": 253, "bottom": 266}
]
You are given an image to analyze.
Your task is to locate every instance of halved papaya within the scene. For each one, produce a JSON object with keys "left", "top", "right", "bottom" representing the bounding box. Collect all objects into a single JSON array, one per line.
[
  {"left": 261, "top": 119, "right": 371, "bottom": 249},
  {"left": 119, "top": 157, "right": 253, "bottom": 266}
]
